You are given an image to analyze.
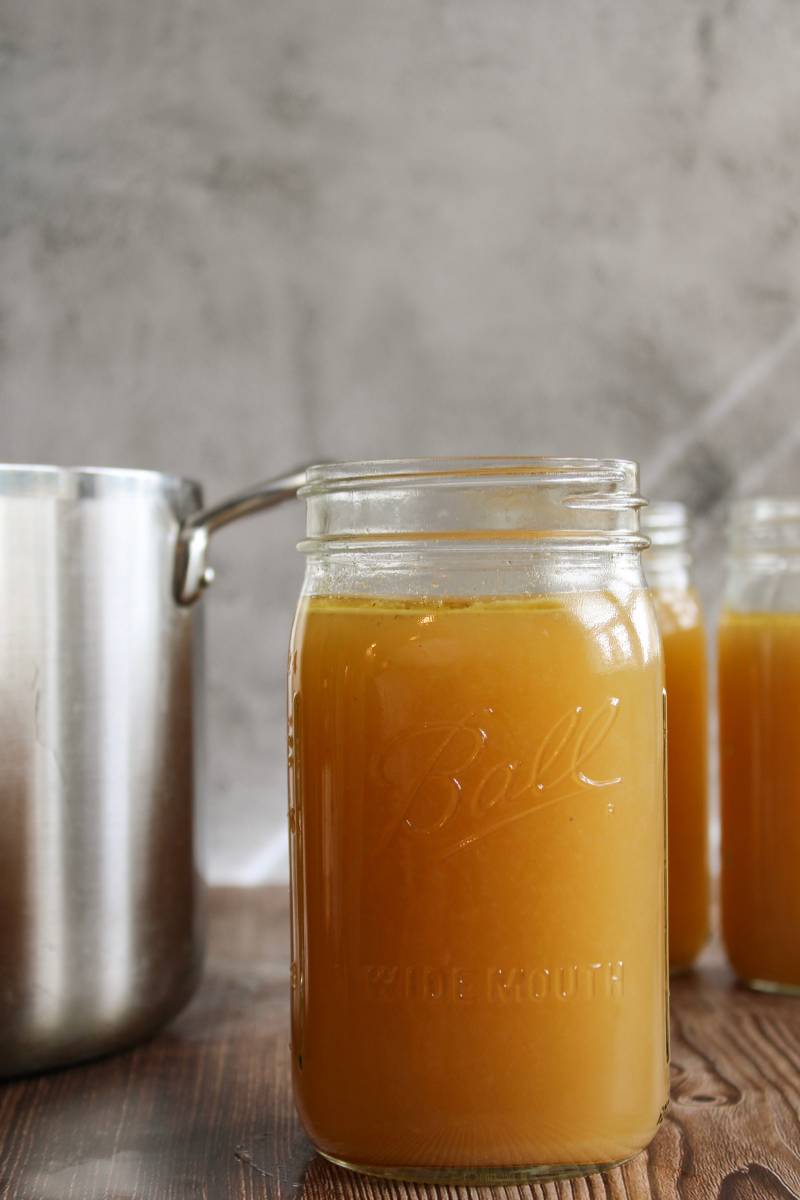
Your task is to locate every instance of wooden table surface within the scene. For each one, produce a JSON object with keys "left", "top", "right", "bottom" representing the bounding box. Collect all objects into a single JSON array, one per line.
[{"left": 1, "top": 887, "right": 799, "bottom": 1200}]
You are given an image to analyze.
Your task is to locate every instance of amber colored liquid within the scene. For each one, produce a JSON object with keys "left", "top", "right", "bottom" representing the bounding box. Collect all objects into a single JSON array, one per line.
[
  {"left": 650, "top": 587, "right": 709, "bottom": 970},
  {"left": 289, "top": 592, "right": 668, "bottom": 1174},
  {"left": 719, "top": 611, "right": 800, "bottom": 990}
]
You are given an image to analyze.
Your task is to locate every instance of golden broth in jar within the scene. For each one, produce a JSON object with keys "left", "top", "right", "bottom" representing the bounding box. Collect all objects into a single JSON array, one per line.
[
  {"left": 650, "top": 586, "right": 709, "bottom": 970},
  {"left": 719, "top": 611, "right": 800, "bottom": 991},
  {"left": 289, "top": 588, "right": 667, "bottom": 1175}
]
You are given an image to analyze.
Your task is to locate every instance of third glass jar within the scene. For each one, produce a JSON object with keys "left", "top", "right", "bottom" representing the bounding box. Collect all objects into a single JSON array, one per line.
[
  {"left": 288, "top": 458, "right": 668, "bottom": 1183},
  {"left": 719, "top": 498, "right": 800, "bottom": 993}
]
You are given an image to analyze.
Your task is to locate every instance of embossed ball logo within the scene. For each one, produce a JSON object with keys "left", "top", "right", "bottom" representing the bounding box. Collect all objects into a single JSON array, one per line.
[{"left": 374, "top": 698, "right": 622, "bottom": 859}]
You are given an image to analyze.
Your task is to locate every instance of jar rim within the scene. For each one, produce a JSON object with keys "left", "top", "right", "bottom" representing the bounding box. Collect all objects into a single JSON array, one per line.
[
  {"left": 301, "top": 457, "right": 639, "bottom": 494},
  {"left": 640, "top": 500, "right": 687, "bottom": 527},
  {"left": 729, "top": 496, "right": 800, "bottom": 523}
]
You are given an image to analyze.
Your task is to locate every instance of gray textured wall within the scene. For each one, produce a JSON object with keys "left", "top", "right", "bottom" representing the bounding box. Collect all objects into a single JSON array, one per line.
[{"left": 3, "top": 1, "right": 800, "bottom": 880}]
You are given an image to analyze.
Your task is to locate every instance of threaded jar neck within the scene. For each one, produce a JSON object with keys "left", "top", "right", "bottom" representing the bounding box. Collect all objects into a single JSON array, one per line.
[
  {"left": 728, "top": 498, "right": 800, "bottom": 557},
  {"left": 640, "top": 500, "right": 692, "bottom": 590},
  {"left": 724, "top": 499, "right": 800, "bottom": 610},
  {"left": 640, "top": 501, "right": 690, "bottom": 550},
  {"left": 299, "top": 457, "right": 647, "bottom": 552}
]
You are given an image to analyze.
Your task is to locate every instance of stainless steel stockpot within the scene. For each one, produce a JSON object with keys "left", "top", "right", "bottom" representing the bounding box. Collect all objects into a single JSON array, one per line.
[{"left": 0, "top": 464, "right": 303, "bottom": 1076}]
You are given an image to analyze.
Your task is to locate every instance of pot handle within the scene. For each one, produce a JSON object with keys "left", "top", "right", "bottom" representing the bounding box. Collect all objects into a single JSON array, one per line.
[{"left": 174, "top": 467, "right": 309, "bottom": 605}]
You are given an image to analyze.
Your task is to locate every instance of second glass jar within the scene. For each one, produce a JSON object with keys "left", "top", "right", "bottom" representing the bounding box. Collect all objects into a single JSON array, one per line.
[{"left": 641, "top": 501, "right": 709, "bottom": 972}]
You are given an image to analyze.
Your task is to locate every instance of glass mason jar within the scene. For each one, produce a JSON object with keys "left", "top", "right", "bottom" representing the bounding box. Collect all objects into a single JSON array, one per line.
[
  {"left": 719, "top": 498, "right": 800, "bottom": 994},
  {"left": 641, "top": 502, "right": 709, "bottom": 972},
  {"left": 288, "top": 458, "right": 668, "bottom": 1183}
]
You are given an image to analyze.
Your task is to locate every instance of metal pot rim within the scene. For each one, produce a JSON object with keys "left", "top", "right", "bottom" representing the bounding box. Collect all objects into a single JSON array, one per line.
[{"left": 0, "top": 463, "right": 202, "bottom": 503}]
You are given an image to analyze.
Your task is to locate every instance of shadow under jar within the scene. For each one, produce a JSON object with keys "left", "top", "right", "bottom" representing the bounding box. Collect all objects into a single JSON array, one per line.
[
  {"left": 719, "top": 498, "right": 800, "bottom": 995},
  {"left": 641, "top": 502, "right": 709, "bottom": 973},
  {"left": 288, "top": 458, "right": 669, "bottom": 1184}
]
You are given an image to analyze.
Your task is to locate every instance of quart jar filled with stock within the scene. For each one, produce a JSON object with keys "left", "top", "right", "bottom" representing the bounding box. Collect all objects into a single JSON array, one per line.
[
  {"left": 641, "top": 502, "right": 709, "bottom": 971},
  {"left": 288, "top": 459, "right": 668, "bottom": 1183},
  {"left": 719, "top": 498, "right": 800, "bottom": 994}
]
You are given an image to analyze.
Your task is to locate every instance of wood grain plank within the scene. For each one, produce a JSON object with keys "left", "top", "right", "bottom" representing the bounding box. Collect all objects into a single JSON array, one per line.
[{"left": 0, "top": 889, "right": 798, "bottom": 1200}]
